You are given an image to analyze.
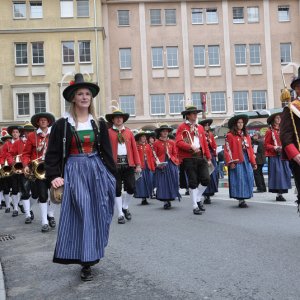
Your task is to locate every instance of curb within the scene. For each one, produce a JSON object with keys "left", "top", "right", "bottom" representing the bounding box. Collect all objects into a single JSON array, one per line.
[{"left": 0, "top": 262, "right": 6, "bottom": 300}]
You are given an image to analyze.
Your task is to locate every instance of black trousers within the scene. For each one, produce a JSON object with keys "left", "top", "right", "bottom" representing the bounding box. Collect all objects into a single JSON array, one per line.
[
  {"left": 2, "top": 176, "right": 13, "bottom": 195},
  {"left": 290, "top": 161, "right": 300, "bottom": 203},
  {"left": 116, "top": 165, "right": 135, "bottom": 197},
  {"left": 35, "top": 179, "right": 50, "bottom": 203},
  {"left": 19, "top": 176, "right": 39, "bottom": 200},
  {"left": 182, "top": 157, "right": 210, "bottom": 189},
  {"left": 253, "top": 164, "right": 266, "bottom": 192}
]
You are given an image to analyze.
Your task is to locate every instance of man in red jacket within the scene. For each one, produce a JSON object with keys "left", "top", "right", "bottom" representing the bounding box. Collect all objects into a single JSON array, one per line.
[
  {"left": 176, "top": 106, "right": 211, "bottom": 215},
  {"left": 106, "top": 109, "right": 141, "bottom": 224}
]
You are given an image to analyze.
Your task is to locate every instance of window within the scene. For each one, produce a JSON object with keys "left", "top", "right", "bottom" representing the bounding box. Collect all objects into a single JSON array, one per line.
[
  {"left": 17, "top": 94, "right": 30, "bottom": 116},
  {"left": 233, "top": 7, "right": 244, "bottom": 23},
  {"left": 280, "top": 43, "right": 292, "bottom": 64},
  {"left": 119, "top": 48, "right": 131, "bottom": 69},
  {"left": 249, "top": 44, "right": 261, "bottom": 65},
  {"left": 60, "top": 0, "right": 73, "bottom": 18},
  {"left": 151, "top": 47, "right": 163, "bottom": 68},
  {"left": 15, "top": 43, "right": 28, "bottom": 65},
  {"left": 247, "top": 7, "right": 259, "bottom": 23},
  {"left": 165, "top": 9, "right": 176, "bottom": 25},
  {"left": 34, "top": 93, "right": 46, "bottom": 113},
  {"left": 77, "top": 0, "right": 89, "bottom": 17},
  {"left": 208, "top": 45, "right": 220, "bottom": 66},
  {"left": 150, "top": 94, "right": 166, "bottom": 115},
  {"left": 13, "top": 2, "right": 26, "bottom": 19},
  {"left": 252, "top": 90, "right": 266, "bottom": 110},
  {"left": 32, "top": 42, "right": 44, "bottom": 65},
  {"left": 278, "top": 6, "right": 289, "bottom": 22},
  {"left": 150, "top": 9, "right": 161, "bottom": 25},
  {"left": 79, "top": 41, "right": 91, "bottom": 63},
  {"left": 193, "top": 46, "right": 205, "bottom": 67},
  {"left": 120, "top": 95, "right": 135, "bottom": 116},
  {"left": 118, "top": 10, "right": 129, "bottom": 26},
  {"left": 191, "top": 8, "right": 204, "bottom": 24},
  {"left": 211, "top": 92, "right": 226, "bottom": 113},
  {"left": 166, "top": 47, "right": 178, "bottom": 68},
  {"left": 235, "top": 44, "right": 246, "bottom": 65},
  {"left": 191, "top": 93, "right": 203, "bottom": 109},
  {"left": 62, "top": 41, "right": 75, "bottom": 63},
  {"left": 30, "top": 1, "right": 43, "bottom": 18},
  {"left": 233, "top": 91, "right": 248, "bottom": 112},
  {"left": 169, "top": 93, "right": 184, "bottom": 114},
  {"left": 206, "top": 8, "right": 218, "bottom": 24}
]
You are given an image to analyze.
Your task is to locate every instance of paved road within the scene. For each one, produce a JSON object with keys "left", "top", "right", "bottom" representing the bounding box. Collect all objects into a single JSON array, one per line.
[{"left": 1, "top": 188, "right": 300, "bottom": 300}]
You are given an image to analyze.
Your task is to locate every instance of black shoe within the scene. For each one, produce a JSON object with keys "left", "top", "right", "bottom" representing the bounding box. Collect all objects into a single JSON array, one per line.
[
  {"left": 203, "top": 196, "right": 211, "bottom": 204},
  {"left": 1, "top": 200, "right": 5, "bottom": 207},
  {"left": 197, "top": 201, "right": 206, "bottom": 211},
  {"left": 12, "top": 210, "right": 18, "bottom": 217},
  {"left": 122, "top": 209, "right": 132, "bottom": 220},
  {"left": 193, "top": 208, "right": 202, "bottom": 215},
  {"left": 163, "top": 201, "right": 171, "bottom": 209},
  {"left": 185, "top": 190, "right": 190, "bottom": 196},
  {"left": 81, "top": 266, "right": 93, "bottom": 281},
  {"left": 238, "top": 200, "right": 248, "bottom": 208},
  {"left": 18, "top": 204, "right": 25, "bottom": 214},
  {"left": 41, "top": 224, "right": 50, "bottom": 232},
  {"left": 5, "top": 208, "right": 10, "bottom": 213},
  {"left": 25, "top": 217, "right": 32, "bottom": 224},
  {"left": 47, "top": 216, "right": 56, "bottom": 228},
  {"left": 0, "top": 204, "right": 2, "bottom": 210},
  {"left": 141, "top": 199, "right": 149, "bottom": 205},
  {"left": 30, "top": 210, "right": 34, "bottom": 220},
  {"left": 253, "top": 190, "right": 264, "bottom": 193},
  {"left": 118, "top": 216, "right": 126, "bottom": 224}
]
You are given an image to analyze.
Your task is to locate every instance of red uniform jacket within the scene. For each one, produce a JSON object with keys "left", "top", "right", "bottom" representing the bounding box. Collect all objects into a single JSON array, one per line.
[
  {"left": 176, "top": 122, "right": 211, "bottom": 163},
  {"left": 136, "top": 143, "right": 155, "bottom": 171},
  {"left": 224, "top": 132, "right": 256, "bottom": 166},
  {"left": 264, "top": 127, "right": 282, "bottom": 157},
  {"left": 22, "top": 132, "right": 49, "bottom": 167},
  {"left": 153, "top": 139, "right": 179, "bottom": 166},
  {"left": 0, "top": 141, "right": 13, "bottom": 165},
  {"left": 108, "top": 127, "right": 141, "bottom": 167},
  {"left": 205, "top": 131, "right": 217, "bottom": 157},
  {"left": 7, "top": 139, "right": 26, "bottom": 165}
]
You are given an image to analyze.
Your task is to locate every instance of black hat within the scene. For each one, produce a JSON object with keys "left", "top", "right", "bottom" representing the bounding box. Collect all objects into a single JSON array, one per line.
[
  {"left": 7, "top": 125, "right": 22, "bottom": 136},
  {"left": 291, "top": 67, "right": 300, "bottom": 90},
  {"left": 105, "top": 110, "right": 130, "bottom": 124},
  {"left": 181, "top": 105, "right": 202, "bottom": 117},
  {"left": 198, "top": 118, "right": 213, "bottom": 127},
  {"left": 31, "top": 112, "right": 55, "bottom": 128},
  {"left": 228, "top": 114, "right": 249, "bottom": 129},
  {"left": 267, "top": 112, "right": 282, "bottom": 125},
  {"left": 135, "top": 130, "right": 150, "bottom": 141},
  {"left": 63, "top": 73, "right": 100, "bottom": 102},
  {"left": 154, "top": 124, "right": 173, "bottom": 135}
]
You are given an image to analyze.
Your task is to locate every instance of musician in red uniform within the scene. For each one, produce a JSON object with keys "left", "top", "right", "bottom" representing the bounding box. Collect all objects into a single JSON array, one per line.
[
  {"left": 0, "top": 138, "right": 4, "bottom": 209},
  {"left": 106, "top": 109, "right": 141, "bottom": 224},
  {"left": 22, "top": 112, "right": 56, "bottom": 232},
  {"left": 176, "top": 106, "right": 211, "bottom": 215},
  {"left": 264, "top": 112, "right": 291, "bottom": 201},
  {"left": 134, "top": 131, "right": 155, "bottom": 205},
  {"left": 7, "top": 122, "right": 36, "bottom": 223}
]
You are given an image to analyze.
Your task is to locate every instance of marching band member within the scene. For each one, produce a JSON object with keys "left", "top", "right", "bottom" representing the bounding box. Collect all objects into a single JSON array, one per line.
[
  {"left": 45, "top": 73, "right": 116, "bottom": 281},
  {"left": 106, "top": 107, "right": 141, "bottom": 224},
  {"left": 199, "top": 119, "right": 219, "bottom": 204},
  {"left": 147, "top": 132, "right": 157, "bottom": 198},
  {"left": 176, "top": 106, "right": 211, "bottom": 215},
  {"left": 264, "top": 112, "right": 291, "bottom": 201},
  {"left": 153, "top": 124, "right": 180, "bottom": 209},
  {"left": 0, "top": 138, "right": 3, "bottom": 209},
  {"left": 224, "top": 115, "right": 257, "bottom": 208},
  {"left": 134, "top": 131, "right": 155, "bottom": 205},
  {"left": 22, "top": 112, "right": 56, "bottom": 232}
]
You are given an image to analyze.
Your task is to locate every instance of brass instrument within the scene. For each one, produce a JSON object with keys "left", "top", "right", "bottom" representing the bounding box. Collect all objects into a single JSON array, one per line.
[
  {"left": 31, "top": 158, "right": 46, "bottom": 180},
  {"left": 182, "top": 129, "right": 195, "bottom": 147},
  {"left": 12, "top": 155, "right": 23, "bottom": 174},
  {"left": 2, "top": 160, "right": 13, "bottom": 177}
]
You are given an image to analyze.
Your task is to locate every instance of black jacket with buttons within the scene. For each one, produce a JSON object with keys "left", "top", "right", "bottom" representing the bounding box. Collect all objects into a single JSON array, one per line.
[{"left": 45, "top": 117, "right": 117, "bottom": 183}]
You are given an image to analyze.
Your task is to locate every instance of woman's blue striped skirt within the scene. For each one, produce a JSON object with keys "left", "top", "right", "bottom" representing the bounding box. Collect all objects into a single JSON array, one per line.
[
  {"left": 204, "top": 153, "right": 219, "bottom": 196},
  {"left": 53, "top": 153, "right": 116, "bottom": 265},
  {"left": 268, "top": 156, "right": 292, "bottom": 193},
  {"left": 134, "top": 161, "right": 153, "bottom": 198},
  {"left": 155, "top": 159, "right": 181, "bottom": 201},
  {"left": 228, "top": 151, "right": 254, "bottom": 200}
]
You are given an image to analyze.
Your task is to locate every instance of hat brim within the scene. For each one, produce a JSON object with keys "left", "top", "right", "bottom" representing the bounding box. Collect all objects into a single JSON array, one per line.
[
  {"left": 1, "top": 135, "right": 12, "bottom": 141},
  {"left": 63, "top": 82, "right": 100, "bottom": 102},
  {"left": 31, "top": 113, "right": 55, "bottom": 128},
  {"left": 228, "top": 114, "right": 249, "bottom": 129},
  {"left": 181, "top": 109, "right": 202, "bottom": 116},
  {"left": 7, "top": 126, "right": 21, "bottom": 136},
  {"left": 291, "top": 78, "right": 300, "bottom": 90},
  {"left": 199, "top": 119, "right": 213, "bottom": 127},
  {"left": 267, "top": 112, "right": 281, "bottom": 125},
  {"left": 154, "top": 127, "right": 173, "bottom": 134},
  {"left": 105, "top": 113, "right": 130, "bottom": 124},
  {"left": 135, "top": 132, "right": 149, "bottom": 141}
]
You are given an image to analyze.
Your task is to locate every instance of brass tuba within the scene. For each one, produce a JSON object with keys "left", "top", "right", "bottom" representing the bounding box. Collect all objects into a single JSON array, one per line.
[
  {"left": 31, "top": 158, "right": 45, "bottom": 180},
  {"left": 182, "top": 129, "right": 195, "bottom": 147},
  {"left": 12, "top": 155, "right": 23, "bottom": 174},
  {"left": 2, "top": 160, "right": 13, "bottom": 177}
]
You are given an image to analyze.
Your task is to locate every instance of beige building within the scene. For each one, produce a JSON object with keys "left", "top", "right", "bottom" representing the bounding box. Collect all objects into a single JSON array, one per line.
[
  {"left": 103, "top": 0, "right": 300, "bottom": 128},
  {"left": 0, "top": 0, "right": 105, "bottom": 127}
]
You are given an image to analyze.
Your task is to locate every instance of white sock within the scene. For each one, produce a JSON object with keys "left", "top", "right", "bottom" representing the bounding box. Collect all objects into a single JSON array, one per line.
[
  {"left": 22, "top": 199, "right": 31, "bottom": 218},
  {"left": 12, "top": 194, "right": 19, "bottom": 211},
  {"left": 189, "top": 188, "right": 199, "bottom": 209},
  {"left": 39, "top": 203, "right": 48, "bottom": 225},
  {"left": 197, "top": 184, "right": 207, "bottom": 203},
  {"left": 47, "top": 200, "right": 56, "bottom": 218},
  {"left": 30, "top": 197, "right": 38, "bottom": 209},
  {"left": 122, "top": 193, "right": 133, "bottom": 210},
  {"left": 4, "top": 194, "right": 10, "bottom": 208},
  {"left": 115, "top": 196, "right": 124, "bottom": 217}
]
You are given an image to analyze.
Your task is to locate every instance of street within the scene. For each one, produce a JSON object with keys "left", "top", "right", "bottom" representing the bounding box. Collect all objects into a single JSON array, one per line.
[{"left": 1, "top": 187, "right": 300, "bottom": 300}]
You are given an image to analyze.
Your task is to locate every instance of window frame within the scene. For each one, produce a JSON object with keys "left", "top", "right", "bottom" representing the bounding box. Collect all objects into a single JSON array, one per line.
[
  {"left": 13, "top": 1, "right": 27, "bottom": 19},
  {"left": 30, "top": 1, "right": 43, "bottom": 19},
  {"left": 151, "top": 47, "right": 164, "bottom": 69},
  {"left": 31, "top": 42, "right": 44, "bottom": 65},
  {"left": 252, "top": 90, "right": 267, "bottom": 110},
  {"left": 62, "top": 41, "right": 75, "bottom": 64},
  {"left": 278, "top": 5, "right": 290, "bottom": 22},
  {"left": 247, "top": 6, "right": 259, "bottom": 23},
  {"left": 76, "top": 0, "right": 89, "bottom": 18},
  {"left": 193, "top": 45, "right": 205, "bottom": 67},
  {"left": 280, "top": 43, "right": 292, "bottom": 65},
  {"left": 166, "top": 46, "right": 178, "bottom": 68},
  {"left": 191, "top": 8, "right": 204, "bottom": 25},
  {"left": 233, "top": 7, "right": 244, "bottom": 24},
  {"left": 119, "top": 95, "right": 136, "bottom": 116},
  {"left": 191, "top": 92, "right": 203, "bottom": 110},
  {"left": 208, "top": 45, "right": 220, "bottom": 66},
  {"left": 15, "top": 42, "right": 28, "bottom": 66},
  {"left": 150, "top": 9, "right": 161, "bottom": 26},
  {"left": 249, "top": 44, "right": 261, "bottom": 65},
  {"left": 119, "top": 48, "right": 132, "bottom": 70},
  {"left": 210, "top": 92, "right": 226, "bottom": 113},
  {"left": 206, "top": 8, "right": 218, "bottom": 24},
  {"left": 169, "top": 93, "right": 184, "bottom": 115},
  {"left": 17, "top": 93, "right": 30, "bottom": 116},
  {"left": 60, "top": 0, "right": 74, "bottom": 18},
  {"left": 165, "top": 9, "right": 176, "bottom": 25},
  {"left": 118, "top": 10, "right": 130, "bottom": 26},
  {"left": 233, "top": 91, "right": 249, "bottom": 112},
  {"left": 33, "top": 92, "right": 47, "bottom": 113},
  {"left": 150, "top": 94, "right": 166, "bottom": 116},
  {"left": 78, "top": 40, "right": 91, "bottom": 63},
  {"left": 234, "top": 44, "right": 247, "bottom": 66}
]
